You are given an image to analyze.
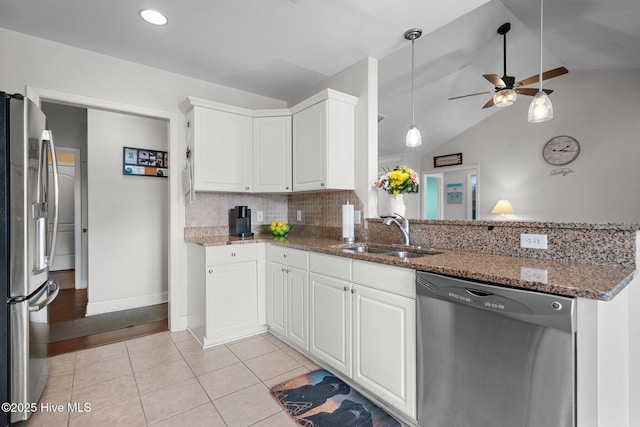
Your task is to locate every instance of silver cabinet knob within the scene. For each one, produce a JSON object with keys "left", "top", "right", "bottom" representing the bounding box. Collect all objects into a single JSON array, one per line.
[
  {"left": 208, "top": 269, "right": 213, "bottom": 274},
  {"left": 283, "top": 254, "right": 288, "bottom": 258},
  {"left": 351, "top": 288, "right": 357, "bottom": 294},
  {"left": 231, "top": 252, "right": 236, "bottom": 257},
  {"left": 245, "top": 186, "right": 250, "bottom": 190},
  {"left": 320, "top": 182, "right": 325, "bottom": 187},
  {"left": 343, "top": 286, "right": 349, "bottom": 292}
]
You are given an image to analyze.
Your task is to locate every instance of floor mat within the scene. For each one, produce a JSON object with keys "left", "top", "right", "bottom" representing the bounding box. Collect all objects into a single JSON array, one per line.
[{"left": 271, "top": 369, "right": 401, "bottom": 427}]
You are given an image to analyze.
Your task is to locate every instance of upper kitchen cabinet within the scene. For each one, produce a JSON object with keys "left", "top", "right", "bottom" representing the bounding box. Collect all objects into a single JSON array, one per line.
[
  {"left": 252, "top": 114, "right": 292, "bottom": 193},
  {"left": 291, "top": 89, "right": 358, "bottom": 192},
  {"left": 182, "top": 97, "right": 253, "bottom": 192}
]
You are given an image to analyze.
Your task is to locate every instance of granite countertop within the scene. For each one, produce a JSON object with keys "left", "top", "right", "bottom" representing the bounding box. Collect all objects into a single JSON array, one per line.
[{"left": 185, "top": 234, "right": 636, "bottom": 301}]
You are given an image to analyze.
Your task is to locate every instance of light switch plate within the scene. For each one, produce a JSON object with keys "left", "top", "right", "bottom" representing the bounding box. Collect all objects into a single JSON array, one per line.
[
  {"left": 354, "top": 210, "right": 361, "bottom": 225},
  {"left": 256, "top": 211, "right": 264, "bottom": 222},
  {"left": 296, "top": 210, "right": 302, "bottom": 221}
]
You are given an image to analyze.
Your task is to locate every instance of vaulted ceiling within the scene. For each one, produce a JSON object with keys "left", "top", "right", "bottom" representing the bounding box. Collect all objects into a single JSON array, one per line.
[{"left": 1, "top": 0, "right": 638, "bottom": 155}]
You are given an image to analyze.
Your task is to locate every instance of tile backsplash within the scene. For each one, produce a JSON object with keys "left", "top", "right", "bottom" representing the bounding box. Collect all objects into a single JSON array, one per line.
[{"left": 184, "top": 190, "right": 365, "bottom": 238}]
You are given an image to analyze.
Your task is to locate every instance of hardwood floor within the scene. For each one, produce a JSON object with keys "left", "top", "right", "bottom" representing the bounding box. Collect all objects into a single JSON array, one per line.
[{"left": 47, "top": 269, "right": 168, "bottom": 355}]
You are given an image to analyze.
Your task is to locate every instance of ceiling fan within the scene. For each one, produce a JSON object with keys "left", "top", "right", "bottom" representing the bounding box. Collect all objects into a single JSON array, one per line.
[{"left": 449, "top": 22, "right": 568, "bottom": 109}]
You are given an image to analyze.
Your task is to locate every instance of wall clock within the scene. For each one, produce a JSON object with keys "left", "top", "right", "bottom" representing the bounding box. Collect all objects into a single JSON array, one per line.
[{"left": 542, "top": 136, "right": 580, "bottom": 166}]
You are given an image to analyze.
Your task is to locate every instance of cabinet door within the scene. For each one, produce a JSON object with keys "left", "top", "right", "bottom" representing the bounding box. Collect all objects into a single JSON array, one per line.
[
  {"left": 253, "top": 116, "right": 292, "bottom": 192},
  {"left": 193, "top": 107, "right": 252, "bottom": 192},
  {"left": 286, "top": 266, "right": 308, "bottom": 351},
  {"left": 206, "top": 261, "right": 258, "bottom": 343},
  {"left": 292, "top": 101, "right": 326, "bottom": 191},
  {"left": 352, "top": 284, "right": 416, "bottom": 419},
  {"left": 309, "top": 273, "right": 352, "bottom": 377},
  {"left": 266, "top": 261, "right": 287, "bottom": 337}
]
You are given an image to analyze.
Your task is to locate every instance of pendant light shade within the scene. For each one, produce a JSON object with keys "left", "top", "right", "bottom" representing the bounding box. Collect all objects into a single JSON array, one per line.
[
  {"left": 406, "top": 125, "right": 422, "bottom": 148},
  {"left": 528, "top": 90, "right": 553, "bottom": 122},
  {"left": 404, "top": 28, "right": 422, "bottom": 148},
  {"left": 528, "top": 0, "right": 553, "bottom": 123}
]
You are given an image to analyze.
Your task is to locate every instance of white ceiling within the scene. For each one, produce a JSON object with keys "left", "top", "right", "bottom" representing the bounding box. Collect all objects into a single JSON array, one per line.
[{"left": 1, "top": 0, "right": 639, "bottom": 155}]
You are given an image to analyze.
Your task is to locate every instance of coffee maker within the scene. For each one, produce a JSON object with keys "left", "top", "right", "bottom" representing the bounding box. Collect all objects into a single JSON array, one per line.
[{"left": 229, "top": 205, "right": 253, "bottom": 237}]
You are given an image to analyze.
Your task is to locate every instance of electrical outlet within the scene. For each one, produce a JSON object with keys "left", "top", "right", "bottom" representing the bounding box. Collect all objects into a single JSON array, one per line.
[
  {"left": 520, "top": 267, "right": 548, "bottom": 284},
  {"left": 256, "top": 211, "right": 264, "bottom": 222},
  {"left": 520, "top": 233, "right": 548, "bottom": 249},
  {"left": 296, "top": 210, "right": 302, "bottom": 221},
  {"left": 354, "top": 210, "right": 361, "bottom": 225}
]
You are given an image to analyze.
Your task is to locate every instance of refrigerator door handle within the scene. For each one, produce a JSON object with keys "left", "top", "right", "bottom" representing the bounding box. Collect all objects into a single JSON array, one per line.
[
  {"left": 42, "top": 130, "right": 59, "bottom": 268},
  {"left": 28, "top": 280, "right": 59, "bottom": 312}
]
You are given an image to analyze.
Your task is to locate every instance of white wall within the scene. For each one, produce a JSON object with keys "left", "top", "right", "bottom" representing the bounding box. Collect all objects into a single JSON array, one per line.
[
  {"left": 422, "top": 69, "right": 640, "bottom": 223},
  {"left": 85, "top": 110, "right": 168, "bottom": 314},
  {"left": 0, "top": 27, "right": 286, "bottom": 329}
]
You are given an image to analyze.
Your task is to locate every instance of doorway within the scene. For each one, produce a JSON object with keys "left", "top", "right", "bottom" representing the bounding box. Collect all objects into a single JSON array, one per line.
[
  {"left": 40, "top": 101, "right": 170, "bottom": 354},
  {"left": 422, "top": 166, "right": 479, "bottom": 220}
]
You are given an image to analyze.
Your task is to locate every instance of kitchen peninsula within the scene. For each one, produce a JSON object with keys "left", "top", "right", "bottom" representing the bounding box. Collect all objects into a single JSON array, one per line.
[{"left": 186, "top": 218, "right": 639, "bottom": 427}]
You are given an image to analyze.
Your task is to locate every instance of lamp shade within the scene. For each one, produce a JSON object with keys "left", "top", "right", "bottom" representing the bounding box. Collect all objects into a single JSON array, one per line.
[
  {"left": 406, "top": 125, "right": 422, "bottom": 148},
  {"left": 493, "top": 89, "right": 517, "bottom": 107},
  {"left": 491, "top": 199, "right": 514, "bottom": 215},
  {"left": 528, "top": 90, "right": 554, "bottom": 122}
]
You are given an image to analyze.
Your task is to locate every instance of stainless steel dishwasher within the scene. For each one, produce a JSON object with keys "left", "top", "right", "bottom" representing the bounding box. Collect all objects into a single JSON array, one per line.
[{"left": 416, "top": 271, "right": 576, "bottom": 427}]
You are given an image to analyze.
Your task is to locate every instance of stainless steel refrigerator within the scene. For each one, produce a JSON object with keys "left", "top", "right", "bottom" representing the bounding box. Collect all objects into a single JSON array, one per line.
[{"left": 1, "top": 92, "right": 60, "bottom": 425}]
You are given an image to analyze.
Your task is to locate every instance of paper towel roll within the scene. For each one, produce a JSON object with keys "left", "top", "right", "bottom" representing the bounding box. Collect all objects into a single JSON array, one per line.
[{"left": 342, "top": 203, "right": 354, "bottom": 239}]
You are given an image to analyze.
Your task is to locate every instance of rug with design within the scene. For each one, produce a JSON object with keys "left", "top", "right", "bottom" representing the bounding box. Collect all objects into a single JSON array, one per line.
[{"left": 270, "top": 369, "right": 401, "bottom": 427}]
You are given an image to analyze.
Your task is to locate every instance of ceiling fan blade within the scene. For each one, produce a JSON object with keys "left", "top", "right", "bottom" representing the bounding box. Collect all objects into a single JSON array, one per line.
[
  {"left": 482, "top": 97, "right": 495, "bottom": 109},
  {"left": 516, "top": 67, "right": 569, "bottom": 87},
  {"left": 516, "top": 88, "right": 555, "bottom": 96},
  {"left": 448, "top": 91, "right": 493, "bottom": 101},
  {"left": 483, "top": 74, "right": 506, "bottom": 88}
]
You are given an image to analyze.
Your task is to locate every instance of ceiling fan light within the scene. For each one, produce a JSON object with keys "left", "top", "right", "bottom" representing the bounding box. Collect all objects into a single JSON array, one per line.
[
  {"left": 493, "top": 89, "right": 517, "bottom": 107},
  {"left": 406, "top": 125, "right": 422, "bottom": 148},
  {"left": 528, "top": 91, "right": 554, "bottom": 122}
]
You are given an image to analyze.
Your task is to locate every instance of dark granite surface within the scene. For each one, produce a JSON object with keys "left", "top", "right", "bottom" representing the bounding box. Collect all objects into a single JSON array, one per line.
[{"left": 185, "top": 233, "right": 636, "bottom": 301}]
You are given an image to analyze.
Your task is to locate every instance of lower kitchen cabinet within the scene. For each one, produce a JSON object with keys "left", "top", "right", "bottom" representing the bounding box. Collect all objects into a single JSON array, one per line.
[
  {"left": 266, "top": 245, "right": 309, "bottom": 351},
  {"left": 309, "top": 272, "right": 352, "bottom": 377},
  {"left": 352, "top": 282, "right": 416, "bottom": 419},
  {"left": 187, "top": 243, "right": 266, "bottom": 348}
]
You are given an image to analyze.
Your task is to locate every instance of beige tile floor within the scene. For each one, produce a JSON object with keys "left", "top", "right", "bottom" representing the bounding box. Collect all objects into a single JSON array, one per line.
[{"left": 29, "top": 331, "right": 321, "bottom": 426}]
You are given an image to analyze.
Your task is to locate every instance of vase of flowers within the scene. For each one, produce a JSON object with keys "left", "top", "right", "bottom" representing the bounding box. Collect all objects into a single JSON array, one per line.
[{"left": 374, "top": 166, "right": 419, "bottom": 217}]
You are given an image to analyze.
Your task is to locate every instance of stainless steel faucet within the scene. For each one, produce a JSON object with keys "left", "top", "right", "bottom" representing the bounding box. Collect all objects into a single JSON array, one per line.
[{"left": 383, "top": 213, "right": 410, "bottom": 246}]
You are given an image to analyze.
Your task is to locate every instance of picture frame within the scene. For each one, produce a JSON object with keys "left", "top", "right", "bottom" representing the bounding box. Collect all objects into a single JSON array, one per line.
[
  {"left": 123, "top": 146, "right": 168, "bottom": 178},
  {"left": 434, "top": 152, "right": 463, "bottom": 168}
]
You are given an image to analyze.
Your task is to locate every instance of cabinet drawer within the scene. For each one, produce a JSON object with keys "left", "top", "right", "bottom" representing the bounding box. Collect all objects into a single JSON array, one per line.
[
  {"left": 206, "top": 244, "right": 257, "bottom": 265},
  {"left": 268, "top": 245, "right": 308, "bottom": 269},
  {"left": 352, "top": 260, "right": 416, "bottom": 299},
  {"left": 309, "top": 252, "right": 351, "bottom": 281}
]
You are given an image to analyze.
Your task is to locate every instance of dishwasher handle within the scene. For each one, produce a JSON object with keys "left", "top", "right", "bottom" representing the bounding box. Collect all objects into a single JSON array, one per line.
[{"left": 465, "top": 288, "right": 493, "bottom": 297}]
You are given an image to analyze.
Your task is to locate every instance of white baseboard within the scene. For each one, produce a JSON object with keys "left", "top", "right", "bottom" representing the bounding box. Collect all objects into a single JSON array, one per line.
[{"left": 85, "top": 292, "right": 168, "bottom": 316}]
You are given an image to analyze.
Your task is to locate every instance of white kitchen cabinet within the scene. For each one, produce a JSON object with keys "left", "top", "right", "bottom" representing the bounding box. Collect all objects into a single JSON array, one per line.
[
  {"left": 187, "top": 243, "right": 266, "bottom": 348},
  {"left": 309, "top": 272, "right": 352, "bottom": 377},
  {"left": 291, "top": 89, "right": 358, "bottom": 191},
  {"left": 308, "top": 253, "right": 416, "bottom": 420},
  {"left": 252, "top": 115, "right": 292, "bottom": 192},
  {"left": 183, "top": 100, "right": 253, "bottom": 192},
  {"left": 266, "top": 245, "right": 309, "bottom": 351},
  {"left": 352, "top": 260, "right": 417, "bottom": 419}
]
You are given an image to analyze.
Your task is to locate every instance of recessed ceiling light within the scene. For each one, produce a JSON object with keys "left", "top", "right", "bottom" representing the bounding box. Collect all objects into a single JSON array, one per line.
[{"left": 139, "top": 9, "right": 168, "bottom": 26}]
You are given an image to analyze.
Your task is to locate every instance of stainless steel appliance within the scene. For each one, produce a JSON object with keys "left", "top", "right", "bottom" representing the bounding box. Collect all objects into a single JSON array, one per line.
[
  {"left": 1, "top": 92, "right": 60, "bottom": 425},
  {"left": 416, "top": 271, "right": 576, "bottom": 427},
  {"left": 229, "top": 205, "right": 253, "bottom": 237}
]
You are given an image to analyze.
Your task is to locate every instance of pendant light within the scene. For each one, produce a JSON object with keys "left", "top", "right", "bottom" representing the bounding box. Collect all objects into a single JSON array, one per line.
[
  {"left": 404, "top": 28, "right": 422, "bottom": 148},
  {"left": 528, "top": 0, "right": 553, "bottom": 122}
]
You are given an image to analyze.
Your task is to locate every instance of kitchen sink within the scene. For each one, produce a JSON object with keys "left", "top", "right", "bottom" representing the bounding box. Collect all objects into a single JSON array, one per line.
[{"left": 341, "top": 244, "right": 442, "bottom": 259}]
